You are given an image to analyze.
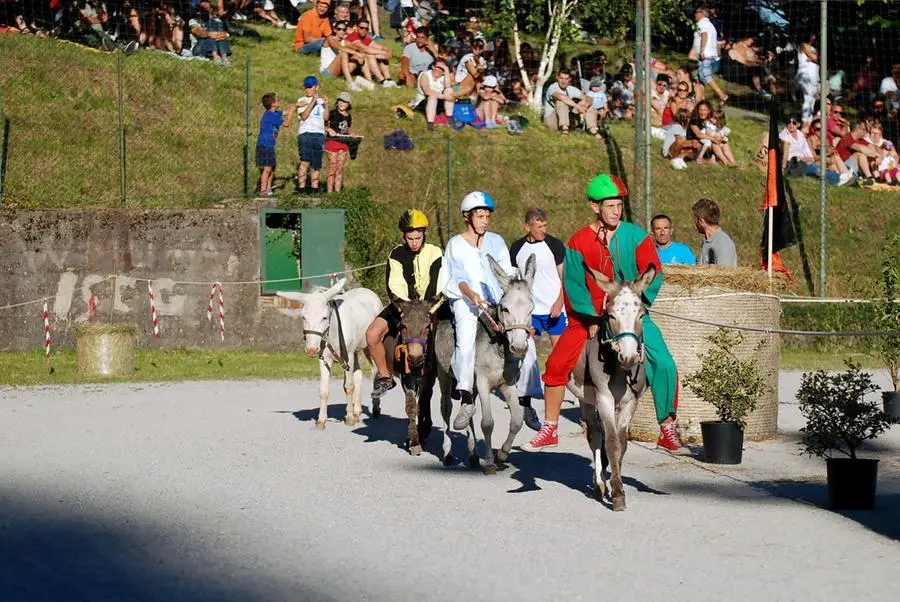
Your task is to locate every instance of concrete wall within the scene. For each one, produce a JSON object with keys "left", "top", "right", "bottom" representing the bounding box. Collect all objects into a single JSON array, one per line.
[{"left": 0, "top": 209, "right": 325, "bottom": 351}]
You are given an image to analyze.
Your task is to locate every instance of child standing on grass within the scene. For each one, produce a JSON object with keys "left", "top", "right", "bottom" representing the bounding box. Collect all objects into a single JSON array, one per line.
[
  {"left": 287, "top": 76, "right": 329, "bottom": 194},
  {"left": 325, "top": 91, "right": 353, "bottom": 193},
  {"left": 256, "top": 92, "right": 289, "bottom": 197}
]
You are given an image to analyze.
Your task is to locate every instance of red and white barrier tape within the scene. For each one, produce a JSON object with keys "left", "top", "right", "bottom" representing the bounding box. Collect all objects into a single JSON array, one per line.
[
  {"left": 207, "top": 282, "right": 217, "bottom": 323},
  {"left": 42, "top": 301, "right": 51, "bottom": 359},
  {"left": 148, "top": 281, "right": 160, "bottom": 338}
]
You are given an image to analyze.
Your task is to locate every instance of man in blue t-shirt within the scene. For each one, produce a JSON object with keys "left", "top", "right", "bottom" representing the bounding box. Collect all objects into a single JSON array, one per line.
[{"left": 651, "top": 214, "right": 696, "bottom": 265}]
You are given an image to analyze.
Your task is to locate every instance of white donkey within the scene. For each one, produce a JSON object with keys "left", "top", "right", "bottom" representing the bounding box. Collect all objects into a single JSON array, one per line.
[
  {"left": 571, "top": 266, "right": 655, "bottom": 511},
  {"left": 277, "top": 278, "right": 382, "bottom": 429}
]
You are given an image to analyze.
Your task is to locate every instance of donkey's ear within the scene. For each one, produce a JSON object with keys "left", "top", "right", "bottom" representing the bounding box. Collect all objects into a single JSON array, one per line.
[
  {"left": 588, "top": 267, "right": 617, "bottom": 294},
  {"left": 488, "top": 255, "right": 510, "bottom": 291},
  {"left": 276, "top": 291, "right": 308, "bottom": 306},
  {"left": 393, "top": 299, "right": 407, "bottom": 317},
  {"left": 323, "top": 277, "right": 347, "bottom": 300},
  {"left": 633, "top": 265, "right": 657, "bottom": 295},
  {"left": 523, "top": 254, "right": 537, "bottom": 290},
  {"left": 426, "top": 296, "right": 444, "bottom": 315}
]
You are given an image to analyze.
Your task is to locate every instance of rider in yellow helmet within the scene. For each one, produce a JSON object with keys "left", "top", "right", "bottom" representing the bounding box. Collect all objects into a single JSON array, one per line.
[{"left": 366, "top": 209, "right": 445, "bottom": 398}]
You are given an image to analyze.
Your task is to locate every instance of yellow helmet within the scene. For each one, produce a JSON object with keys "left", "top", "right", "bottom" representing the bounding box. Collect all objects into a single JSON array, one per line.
[{"left": 398, "top": 209, "right": 429, "bottom": 232}]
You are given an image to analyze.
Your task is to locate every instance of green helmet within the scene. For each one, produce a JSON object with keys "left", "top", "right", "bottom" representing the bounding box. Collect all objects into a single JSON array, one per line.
[{"left": 587, "top": 174, "right": 628, "bottom": 202}]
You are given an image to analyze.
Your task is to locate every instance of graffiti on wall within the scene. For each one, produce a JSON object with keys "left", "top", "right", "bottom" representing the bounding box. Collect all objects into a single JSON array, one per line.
[{"left": 53, "top": 272, "right": 188, "bottom": 321}]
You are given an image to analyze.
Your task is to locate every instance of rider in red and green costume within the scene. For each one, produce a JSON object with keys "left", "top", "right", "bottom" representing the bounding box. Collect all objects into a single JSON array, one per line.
[{"left": 525, "top": 174, "right": 689, "bottom": 454}]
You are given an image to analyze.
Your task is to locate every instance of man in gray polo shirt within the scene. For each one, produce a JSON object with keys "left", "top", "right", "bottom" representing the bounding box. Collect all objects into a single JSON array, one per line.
[
  {"left": 400, "top": 27, "right": 436, "bottom": 87},
  {"left": 692, "top": 198, "right": 738, "bottom": 266}
]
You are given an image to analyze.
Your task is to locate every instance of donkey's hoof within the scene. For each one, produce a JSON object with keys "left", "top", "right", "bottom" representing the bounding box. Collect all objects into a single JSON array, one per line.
[
  {"left": 371, "top": 399, "right": 381, "bottom": 418},
  {"left": 442, "top": 453, "right": 456, "bottom": 467},
  {"left": 496, "top": 449, "right": 509, "bottom": 463},
  {"left": 612, "top": 497, "right": 627, "bottom": 512},
  {"left": 344, "top": 415, "right": 359, "bottom": 426},
  {"left": 594, "top": 482, "right": 607, "bottom": 501},
  {"left": 467, "top": 455, "right": 481, "bottom": 470},
  {"left": 409, "top": 444, "right": 423, "bottom": 456},
  {"left": 314, "top": 421, "right": 326, "bottom": 430},
  {"left": 483, "top": 463, "right": 498, "bottom": 475}
]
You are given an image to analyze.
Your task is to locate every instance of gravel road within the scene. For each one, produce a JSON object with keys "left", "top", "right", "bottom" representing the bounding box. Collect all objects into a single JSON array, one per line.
[{"left": 2, "top": 372, "right": 898, "bottom": 601}]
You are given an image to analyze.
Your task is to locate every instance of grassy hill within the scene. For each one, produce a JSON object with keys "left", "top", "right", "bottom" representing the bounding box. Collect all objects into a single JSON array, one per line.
[{"left": 0, "top": 25, "right": 896, "bottom": 304}]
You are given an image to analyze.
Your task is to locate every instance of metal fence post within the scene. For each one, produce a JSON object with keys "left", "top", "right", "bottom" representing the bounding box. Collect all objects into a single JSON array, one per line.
[
  {"left": 643, "top": 0, "right": 652, "bottom": 230},
  {"left": 633, "top": 0, "right": 645, "bottom": 222},
  {"left": 117, "top": 48, "right": 126, "bottom": 206},
  {"left": 244, "top": 57, "right": 252, "bottom": 198},
  {"left": 818, "top": 0, "right": 828, "bottom": 297},
  {"left": 446, "top": 135, "right": 453, "bottom": 241}
]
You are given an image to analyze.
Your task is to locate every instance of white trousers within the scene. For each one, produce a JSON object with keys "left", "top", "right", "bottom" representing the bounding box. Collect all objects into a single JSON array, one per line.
[
  {"left": 516, "top": 338, "right": 544, "bottom": 399},
  {"left": 451, "top": 298, "right": 479, "bottom": 392}
]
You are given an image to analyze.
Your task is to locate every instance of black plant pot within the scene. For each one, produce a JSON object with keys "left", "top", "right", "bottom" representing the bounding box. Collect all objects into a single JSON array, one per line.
[
  {"left": 701, "top": 421, "right": 744, "bottom": 464},
  {"left": 826, "top": 458, "right": 879, "bottom": 510},
  {"left": 882, "top": 391, "right": 900, "bottom": 424}
]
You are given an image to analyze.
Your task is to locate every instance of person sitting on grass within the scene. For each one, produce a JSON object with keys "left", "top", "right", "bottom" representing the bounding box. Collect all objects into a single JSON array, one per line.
[
  {"left": 411, "top": 61, "right": 455, "bottom": 130},
  {"left": 400, "top": 26, "right": 436, "bottom": 87},
  {"left": 293, "top": 0, "right": 332, "bottom": 55},
  {"left": 347, "top": 17, "right": 397, "bottom": 87},
  {"left": 320, "top": 20, "right": 369, "bottom": 90},
  {"left": 189, "top": 0, "right": 232, "bottom": 66},
  {"left": 543, "top": 68, "right": 592, "bottom": 135},
  {"left": 584, "top": 77, "right": 609, "bottom": 139},
  {"left": 286, "top": 76, "right": 329, "bottom": 194},
  {"left": 663, "top": 108, "right": 701, "bottom": 170},
  {"left": 476, "top": 75, "right": 506, "bottom": 129},
  {"left": 449, "top": 37, "right": 486, "bottom": 101}
]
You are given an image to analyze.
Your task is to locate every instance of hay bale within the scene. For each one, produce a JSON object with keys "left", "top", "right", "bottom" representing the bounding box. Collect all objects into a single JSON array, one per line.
[
  {"left": 628, "top": 270, "right": 782, "bottom": 443},
  {"left": 75, "top": 324, "right": 138, "bottom": 376}
]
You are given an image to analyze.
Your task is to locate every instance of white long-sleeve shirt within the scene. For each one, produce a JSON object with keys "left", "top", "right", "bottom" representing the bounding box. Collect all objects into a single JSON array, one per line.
[{"left": 443, "top": 232, "right": 513, "bottom": 305}]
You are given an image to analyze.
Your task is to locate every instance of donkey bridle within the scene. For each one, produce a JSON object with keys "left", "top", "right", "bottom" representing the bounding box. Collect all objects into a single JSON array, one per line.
[{"left": 304, "top": 299, "right": 351, "bottom": 371}]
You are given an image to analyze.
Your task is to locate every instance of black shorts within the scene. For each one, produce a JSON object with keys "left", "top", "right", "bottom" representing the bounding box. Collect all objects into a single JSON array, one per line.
[{"left": 378, "top": 303, "right": 402, "bottom": 336}]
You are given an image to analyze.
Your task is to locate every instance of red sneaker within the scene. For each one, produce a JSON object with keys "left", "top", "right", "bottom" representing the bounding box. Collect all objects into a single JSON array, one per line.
[
  {"left": 523, "top": 422, "right": 558, "bottom": 452},
  {"left": 656, "top": 422, "right": 691, "bottom": 456}
]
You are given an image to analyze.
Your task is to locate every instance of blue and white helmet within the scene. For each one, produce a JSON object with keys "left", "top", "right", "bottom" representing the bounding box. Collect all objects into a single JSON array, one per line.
[{"left": 460, "top": 191, "right": 496, "bottom": 214}]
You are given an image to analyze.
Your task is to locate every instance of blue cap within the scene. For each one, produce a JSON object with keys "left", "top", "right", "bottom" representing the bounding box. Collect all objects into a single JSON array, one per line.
[{"left": 303, "top": 76, "right": 319, "bottom": 89}]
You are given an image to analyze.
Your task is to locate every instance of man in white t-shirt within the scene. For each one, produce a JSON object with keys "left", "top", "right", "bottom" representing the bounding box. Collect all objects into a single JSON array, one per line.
[
  {"left": 508, "top": 207, "right": 567, "bottom": 431},
  {"left": 690, "top": 6, "right": 727, "bottom": 103},
  {"left": 543, "top": 68, "right": 592, "bottom": 134},
  {"left": 880, "top": 64, "right": 900, "bottom": 111}
]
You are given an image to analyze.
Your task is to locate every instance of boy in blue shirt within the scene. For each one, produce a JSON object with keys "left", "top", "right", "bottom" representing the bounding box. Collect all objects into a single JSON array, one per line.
[
  {"left": 651, "top": 214, "right": 697, "bottom": 265},
  {"left": 256, "top": 93, "right": 291, "bottom": 197}
]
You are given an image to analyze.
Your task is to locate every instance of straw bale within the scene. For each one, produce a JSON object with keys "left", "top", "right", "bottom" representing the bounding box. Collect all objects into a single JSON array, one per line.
[{"left": 75, "top": 324, "right": 138, "bottom": 376}]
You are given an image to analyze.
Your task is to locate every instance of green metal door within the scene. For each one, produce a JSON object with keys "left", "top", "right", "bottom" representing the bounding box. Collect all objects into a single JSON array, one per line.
[
  {"left": 300, "top": 208, "right": 345, "bottom": 289},
  {"left": 259, "top": 208, "right": 345, "bottom": 294}
]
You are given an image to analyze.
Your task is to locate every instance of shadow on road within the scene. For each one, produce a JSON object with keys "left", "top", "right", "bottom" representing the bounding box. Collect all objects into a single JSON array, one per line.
[{"left": 0, "top": 494, "right": 336, "bottom": 602}]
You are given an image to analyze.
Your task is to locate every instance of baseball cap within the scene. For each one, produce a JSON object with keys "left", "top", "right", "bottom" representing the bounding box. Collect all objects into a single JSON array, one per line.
[
  {"left": 590, "top": 77, "right": 604, "bottom": 89},
  {"left": 483, "top": 75, "right": 498, "bottom": 88},
  {"left": 303, "top": 75, "right": 319, "bottom": 89}
]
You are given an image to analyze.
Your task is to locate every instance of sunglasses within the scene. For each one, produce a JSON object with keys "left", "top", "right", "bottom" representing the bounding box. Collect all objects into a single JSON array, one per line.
[
  {"left": 335, "top": 27, "right": 347, "bottom": 31},
  {"left": 678, "top": 88, "right": 689, "bottom": 93},
  {"left": 788, "top": 119, "right": 799, "bottom": 125}
]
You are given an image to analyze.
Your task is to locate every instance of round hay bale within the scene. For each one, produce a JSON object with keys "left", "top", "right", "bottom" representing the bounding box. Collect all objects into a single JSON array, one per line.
[
  {"left": 75, "top": 324, "right": 138, "bottom": 377},
  {"left": 628, "top": 267, "right": 783, "bottom": 443}
]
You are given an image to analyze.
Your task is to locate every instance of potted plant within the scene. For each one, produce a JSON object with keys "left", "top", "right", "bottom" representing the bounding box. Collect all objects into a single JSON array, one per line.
[
  {"left": 797, "top": 362, "right": 891, "bottom": 511},
  {"left": 874, "top": 233, "right": 900, "bottom": 423},
  {"left": 682, "top": 328, "right": 768, "bottom": 464}
]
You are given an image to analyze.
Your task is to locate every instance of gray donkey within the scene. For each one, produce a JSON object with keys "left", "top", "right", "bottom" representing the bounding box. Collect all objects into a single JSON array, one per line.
[
  {"left": 571, "top": 265, "right": 656, "bottom": 511},
  {"left": 381, "top": 298, "right": 440, "bottom": 456},
  {"left": 434, "top": 255, "right": 536, "bottom": 474}
]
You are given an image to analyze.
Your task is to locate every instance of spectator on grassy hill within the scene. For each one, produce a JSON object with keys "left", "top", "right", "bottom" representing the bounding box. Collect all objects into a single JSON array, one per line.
[
  {"left": 662, "top": 108, "right": 700, "bottom": 170},
  {"left": 146, "top": 2, "right": 186, "bottom": 55},
  {"left": 851, "top": 55, "right": 880, "bottom": 110},
  {"left": 411, "top": 60, "right": 453, "bottom": 130},
  {"left": 321, "top": 19, "right": 369, "bottom": 89},
  {"left": 189, "top": 0, "right": 232, "bottom": 65},
  {"left": 690, "top": 5, "right": 728, "bottom": 105},
  {"left": 542, "top": 68, "right": 591, "bottom": 135},
  {"left": 325, "top": 91, "right": 353, "bottom": 192},
  {"left": 293, "top": 0, "right": 332, "bottom": 54},
  {"left": 650, "top": 74, "right": 670, "bottom": 137},
  {"left": 688, "top": 100, "right": 737, "bottom": 166},
  {"left": 864, "top": 122, "right": 899, "bottom": 185},
  {"left": 256, "top": 92, "right": 290, "bottom": 197},
  {"left": 399, "top": 26, "right": 435, "bottom": 87},
  {"left": 880, "top": 63, "right": 900, "bottom": 112},
  {"left": 872, "top": 95, "right": 900, "bottom": 148},
  {"left": 720, "top": 37, "right": 774, "bottom": 100},
  {"left": 836, "top": 121, "right": 878, "bottom": 185},
  {"left": 476, "top": 74, "right": 506, "bottom": 129},
  {"left": 662, "top": 80, "right": 696, "bottom": 127},
  {"left": 450, "top": 37, "right": 485, "bottom": 100},
  {"left": 805, "top": 118, "right": 851, "bottom": 177},
  {"left": 693, "top": 198, "right": 737, "bottom": 267},
  {"left": 780, "top": 115, "right": 852, "bottom": 186},
  {"left": 609, "top": 64, "right": 635, "bottom": 119},
  {"left": 347, "top": 17, "right": 397, "bottom": 87},
  {"left": 584, "top": 77, "right": 608, "bottom": 139},
  {"left": 358, "top": 0, "right": 381, "bottom": 39},
  {"left": 330, "top": 2, "right": 354, "bottom": 28},
  {"left": 287, "top": 75, "right": 329, "bottom": 194},
  {"left": 795, "top": 42, "right": 820, "bottom": 124},
  {"left": 824, "top": 98, "right": 850, "bottom": 140},
  {"left": 651, "top": 214, "right": 696, "bottom": 266},
  {"left": 75, "top": 0, "right": 116, "bottom": 50}
]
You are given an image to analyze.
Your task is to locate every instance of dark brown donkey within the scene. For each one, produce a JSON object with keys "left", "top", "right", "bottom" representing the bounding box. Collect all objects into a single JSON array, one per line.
[{"left": 379, "top": 299, "right": 440, "bottom": 455}]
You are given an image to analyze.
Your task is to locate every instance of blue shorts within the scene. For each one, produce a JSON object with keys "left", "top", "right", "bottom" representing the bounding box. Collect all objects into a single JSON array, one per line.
[
  {"left": 696, "top": 57, "right": 720, "bottom": 84},
  {"left": 256, "top": 145, "right": 276, "bottom": 168},
  {"left": 532, "top": 313, "right": 567, "bottom": 336},
  {"left": 298, "top": 133, "right": 326, "bottom": 170}
]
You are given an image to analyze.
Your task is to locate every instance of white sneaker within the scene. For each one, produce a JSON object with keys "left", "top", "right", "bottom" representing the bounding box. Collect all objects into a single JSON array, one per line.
[
  {"left": 381, "top": 80, "right": 398, "bottom": 88},
  {"left": 355, "top": 76, "right": 376, "bottom": 90},
  {"left": 837, "top": 171, "right": 853, "bottom": 186},
  {"left": 671, "top": 158, "right": 688, "bottom": 170},
  {"left": 285, "top": 23, "right": 297, "bottom": 29},
  {"left": 349, "top": 81, "right": 363, "bottom": 92},
  {"left": 233, "top": 12, "right": 247, "bottom": 21},
  {"left": 650, "top": 126, "right": 666, "bottom": 140}
]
